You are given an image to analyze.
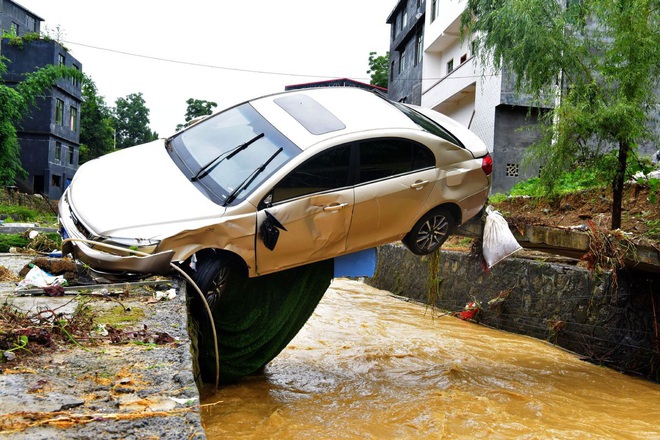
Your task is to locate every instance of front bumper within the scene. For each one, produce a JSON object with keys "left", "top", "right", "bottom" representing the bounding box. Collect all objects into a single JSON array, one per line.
[{"left": 59, "top": 195, "right": 174, "bottom": 276}]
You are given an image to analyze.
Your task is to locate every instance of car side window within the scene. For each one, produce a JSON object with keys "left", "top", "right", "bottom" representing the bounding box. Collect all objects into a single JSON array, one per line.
[
  {"left": 271, "top": 144, "right": 351, "bottom": 203},
  {"left": 358, "top": 139, "right": 435, "bottom": 184}
]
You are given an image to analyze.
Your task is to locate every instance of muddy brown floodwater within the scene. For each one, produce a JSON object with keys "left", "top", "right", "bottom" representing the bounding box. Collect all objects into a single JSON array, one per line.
[{"left": 200, "top": 279, "right": 660, "bottom": 439}]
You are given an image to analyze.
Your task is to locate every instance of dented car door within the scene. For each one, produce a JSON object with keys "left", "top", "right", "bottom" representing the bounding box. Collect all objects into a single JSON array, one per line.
[
  {"left": 255, "top": 144, "right": 353, "bottom": 275},
  {"left": 255, "top": 190, "right": 353, "bottom": 275}
]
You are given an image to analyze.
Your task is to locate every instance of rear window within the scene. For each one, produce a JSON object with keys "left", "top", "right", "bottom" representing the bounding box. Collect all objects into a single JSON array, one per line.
[{"left": 392, "top": 101, "right": 464, "bottom": 148}]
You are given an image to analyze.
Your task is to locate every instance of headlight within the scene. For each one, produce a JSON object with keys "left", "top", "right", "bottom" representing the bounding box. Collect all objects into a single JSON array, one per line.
[{"left": 100, "top": 237, "right": 161, "bottom": 255}]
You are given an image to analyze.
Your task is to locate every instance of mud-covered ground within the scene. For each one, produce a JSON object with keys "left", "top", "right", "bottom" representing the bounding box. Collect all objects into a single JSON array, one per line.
[
  {"left": 0, "top": 255, "right": 205, "bottom": 439},
  {"left": 491, "top": 183, "right": 660, "bottom": 246}
]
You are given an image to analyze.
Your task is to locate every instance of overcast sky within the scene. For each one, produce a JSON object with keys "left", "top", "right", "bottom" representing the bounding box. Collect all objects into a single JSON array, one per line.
[{"left": 16, "top": 0, "right": 393, "bottom": 137}]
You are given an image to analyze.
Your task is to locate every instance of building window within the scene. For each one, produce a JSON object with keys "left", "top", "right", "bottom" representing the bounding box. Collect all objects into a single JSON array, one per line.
[
  {"left": 51, "top": 174, "right": 61, "bottom": 188},
  {"left": 71, "top": 65, "right": 81, "bottom": 87},
  {"left": 69, "top": 147, "right": 75, "bottom": 165},
  {"left": 402, "top": 7, "right": 408, "bottom": 30},
  {"left": 10, "top": 22, "right": 19, "bottom": 35},
  {"left": 26, "top": 16, "right": 36, "bottom": 32},
  {"left": 69, "top": 107, "right": 78, "bottom": 131},
  {"left": 58, "top": 54, "right": 66, "bottom": 67},
  {"left": 390, "top": 61, "right": 395, "bottom": 80},
  {"left": 399, "top": 49, "right": 407, "bottom": 73},
  {"left": 460, "top": 53, "right": 468, "bottom": 64},
  {"left": 55, "top": 142, "right": 62, "bottom": 162},
  {"left": 415, "top": 30, "right": 423, "bottom": 66},
  {"left": 55, "top": 99, "right": 64, "bottom": 125},
  {"left": 431, "top": 0, "right": 437, "bottom": 23},
  {"left": 506, "top": 163, "right": 520, "bottom": 177},
  {"left": 447, "top": 59, "right": 454, "bottom": 74}
]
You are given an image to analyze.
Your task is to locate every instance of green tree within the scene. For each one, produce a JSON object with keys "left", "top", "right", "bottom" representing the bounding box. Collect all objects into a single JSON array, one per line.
[
  {"left": 176, "top": 98, "right": 217, "bottom": 131},
  {"left": 367, "top": 51, "right": 390, "bottom": 89},
  {"left": 112, "top": 92, "right": 158, "bottom": 149},
  {"left": 0, "top": 56, "right": 83, "bottom": 185},
  {"left": 79, "top": 78, "right": 114, "bottom": 163},
  {"left": 461, "top": 0, "right": 660, "bottom": 229}
]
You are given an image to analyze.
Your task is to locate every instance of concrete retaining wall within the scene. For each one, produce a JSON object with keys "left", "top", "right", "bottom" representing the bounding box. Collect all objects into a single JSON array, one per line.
[{"left": 367, "top": 244, "right": 660, "bottom": 382}]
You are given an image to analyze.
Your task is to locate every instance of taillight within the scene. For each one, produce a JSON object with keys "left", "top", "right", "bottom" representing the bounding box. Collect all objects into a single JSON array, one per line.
[{"left": 481, "top": 153, "right": 493, "bottom": 176}]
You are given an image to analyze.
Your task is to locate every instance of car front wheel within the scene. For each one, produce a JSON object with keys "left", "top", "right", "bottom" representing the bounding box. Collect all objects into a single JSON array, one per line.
[{"left": 403, "top": 208, "right": 455, "bottom": 255}]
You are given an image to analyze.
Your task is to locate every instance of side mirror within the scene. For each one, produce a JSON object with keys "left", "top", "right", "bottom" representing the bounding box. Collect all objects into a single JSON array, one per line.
[{"left": 259, "top": 211, "right": 287, "bottom": 251}]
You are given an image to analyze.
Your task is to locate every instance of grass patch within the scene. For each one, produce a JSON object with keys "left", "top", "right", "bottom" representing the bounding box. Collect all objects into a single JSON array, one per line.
[
  {"left": 0, "top": 232, "right": 61, "bottom": 252},
  {"left": 95, "top": 306, "right": 145, "bottom": 328},
  {"left": 0, "top": 204, "right": 56, "bottom": 224}
]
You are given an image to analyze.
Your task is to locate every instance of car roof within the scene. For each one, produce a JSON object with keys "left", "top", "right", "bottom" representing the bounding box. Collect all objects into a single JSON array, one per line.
[{"left": 249, "top": 87, "right": 420, "bottom": 150}]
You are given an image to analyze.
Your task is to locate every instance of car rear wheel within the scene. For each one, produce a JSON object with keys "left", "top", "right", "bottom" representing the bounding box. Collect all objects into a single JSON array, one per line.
[
  {"left": 189, "top": 253, "right": 333, "bottom": 384},
  {"left": 403, "top": 208, "right": 455, "bottom": 255}
]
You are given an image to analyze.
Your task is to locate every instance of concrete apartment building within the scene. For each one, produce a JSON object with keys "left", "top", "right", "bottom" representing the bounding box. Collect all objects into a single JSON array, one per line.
[
  {"left": 420, "top": 0, "right": 546, "bottom": 194},
  {"left": 387, "top": 0, "right": 658, "bottom": 194},
  {"left": 386, "top": 0, "right": 426, "bottom": 106},
  {"left": 0, "top": 0, "right": 82, "bottom": 199},
  {"left": 387, "top": 0, "right": 544, "bottom": 194}
]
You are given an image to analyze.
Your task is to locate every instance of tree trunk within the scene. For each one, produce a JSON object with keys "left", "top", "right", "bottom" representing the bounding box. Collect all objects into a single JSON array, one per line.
[{"left": 611, "top": 140, "right": 630, "bottom": 230}]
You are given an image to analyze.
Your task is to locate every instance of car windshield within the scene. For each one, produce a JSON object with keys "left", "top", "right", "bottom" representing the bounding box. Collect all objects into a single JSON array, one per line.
[{"left": 167, "top": 103, "right": 301, "bottom": 205}]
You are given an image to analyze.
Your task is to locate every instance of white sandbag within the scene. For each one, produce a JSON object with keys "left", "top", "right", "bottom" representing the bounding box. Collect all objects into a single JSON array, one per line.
[{"left": 482, "top": 206, "right": 522, "bottom": 268}]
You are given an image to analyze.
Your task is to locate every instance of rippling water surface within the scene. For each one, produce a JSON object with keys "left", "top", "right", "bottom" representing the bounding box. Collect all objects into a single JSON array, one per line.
[{"left": 201, "top": 279, "right": 660, "bottom": 439}]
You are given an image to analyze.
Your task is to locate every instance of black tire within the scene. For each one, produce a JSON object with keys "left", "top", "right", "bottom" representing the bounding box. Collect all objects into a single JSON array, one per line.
[
  {"left": 188, "top": 253, "right": 333, "bottom": 384},
  {"left": 402, "top": 208, "right": 455, "bottom": 255},
  {"left": 190, "top": 254, "right": 234, "bottom": 314}
]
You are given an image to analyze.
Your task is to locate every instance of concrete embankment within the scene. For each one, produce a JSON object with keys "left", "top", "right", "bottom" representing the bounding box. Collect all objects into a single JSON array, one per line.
[
  {"left": 0, "top": 254, "right": 206, "bottom": 439},
  {"left": 367, "top": 244, "right": 660, "bottom": 382}
]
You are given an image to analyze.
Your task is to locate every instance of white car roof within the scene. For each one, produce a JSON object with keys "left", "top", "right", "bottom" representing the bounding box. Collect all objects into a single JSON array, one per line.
[{"left": 249, "top": 87, "right": 420, "bottom": 150}]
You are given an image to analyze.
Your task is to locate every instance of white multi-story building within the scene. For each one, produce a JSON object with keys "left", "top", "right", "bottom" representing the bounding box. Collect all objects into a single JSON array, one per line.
[
  {"left": 420, "top": 0, "right": 546, "bottom": 193},
  {"left": 387, "top": 0, "right": 549, "bottom": 193},
  {"left": 388, "top": 0, "right": 658, "bottom": 194}
]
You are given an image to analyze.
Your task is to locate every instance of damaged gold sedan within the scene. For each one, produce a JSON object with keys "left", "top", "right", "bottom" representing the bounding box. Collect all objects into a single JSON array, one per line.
[
  {"left": 60, "top": 87, "right": 491, "bottom": 283},
  {"left": 59, "top": 87, "right": 492, "bottom": 381}
]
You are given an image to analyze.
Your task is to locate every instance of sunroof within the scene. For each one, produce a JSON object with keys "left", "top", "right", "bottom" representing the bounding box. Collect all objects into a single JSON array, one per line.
[{"left": 274, "top": 94, "right": 346, "bottom": 135}]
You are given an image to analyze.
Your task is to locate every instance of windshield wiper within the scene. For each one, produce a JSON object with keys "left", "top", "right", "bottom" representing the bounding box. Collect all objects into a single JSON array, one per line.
[
  {"left": 223, "top": 147, "right": 283, "bottom": 206},
  {"left": 191, "top": 132, "right": 264, "bottom": 182}
]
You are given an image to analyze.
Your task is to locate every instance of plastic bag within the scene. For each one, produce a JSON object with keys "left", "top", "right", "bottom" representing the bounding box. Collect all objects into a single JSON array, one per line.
[
  {"left": 482, "top": 206, "right": 522, "bottom": 268},
  {"left": 15, "top": 265, "right": 67, "bottom": 291}
]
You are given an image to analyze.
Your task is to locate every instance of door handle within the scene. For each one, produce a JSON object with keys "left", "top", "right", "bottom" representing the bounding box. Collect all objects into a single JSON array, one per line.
[
  {"left": 323, "top": 203, "right": 348, "bottom": 212},
  {"left": 411, "top": 180, "right": 429, "bottom": 190}
]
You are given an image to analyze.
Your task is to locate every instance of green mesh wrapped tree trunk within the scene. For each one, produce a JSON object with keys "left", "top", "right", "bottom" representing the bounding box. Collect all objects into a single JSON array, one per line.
[{"left": 195, "top": 259, "right": 333, "bottom": 383}]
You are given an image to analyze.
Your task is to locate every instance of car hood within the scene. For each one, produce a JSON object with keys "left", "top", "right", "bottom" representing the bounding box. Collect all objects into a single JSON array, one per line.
[{"left": 68, "top": 139, "right": 225, "bottom": 238}]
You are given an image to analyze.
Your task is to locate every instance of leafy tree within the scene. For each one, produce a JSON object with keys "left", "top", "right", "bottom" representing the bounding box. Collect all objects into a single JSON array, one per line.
[
  {"left": 112, "top": 92, "right": 158, "bottom": 149},
  {"left": 79, "top": 78, "right": 114, "bottom": 163},
  {"left": 367, "top": 51, "right": 390, "bottom": 89},
  {"left": 176, "top": 98, "right": 217, "bottom": 131},
  {"left": 0, "top": 56, "right": 83, "bottom": 185},
  {"left": 461, "top": 0, "right": 660, "bottom": 229}
]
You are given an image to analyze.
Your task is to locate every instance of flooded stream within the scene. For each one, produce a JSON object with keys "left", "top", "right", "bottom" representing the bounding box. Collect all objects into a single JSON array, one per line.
[{"left": 201, "top": 279, "right": 660, "bottom": 439}]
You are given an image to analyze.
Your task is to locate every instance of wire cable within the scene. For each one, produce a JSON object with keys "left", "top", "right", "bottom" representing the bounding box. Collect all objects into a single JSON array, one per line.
[{"left": 60, "top": 237, "right": 221, "bottom": 392}]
